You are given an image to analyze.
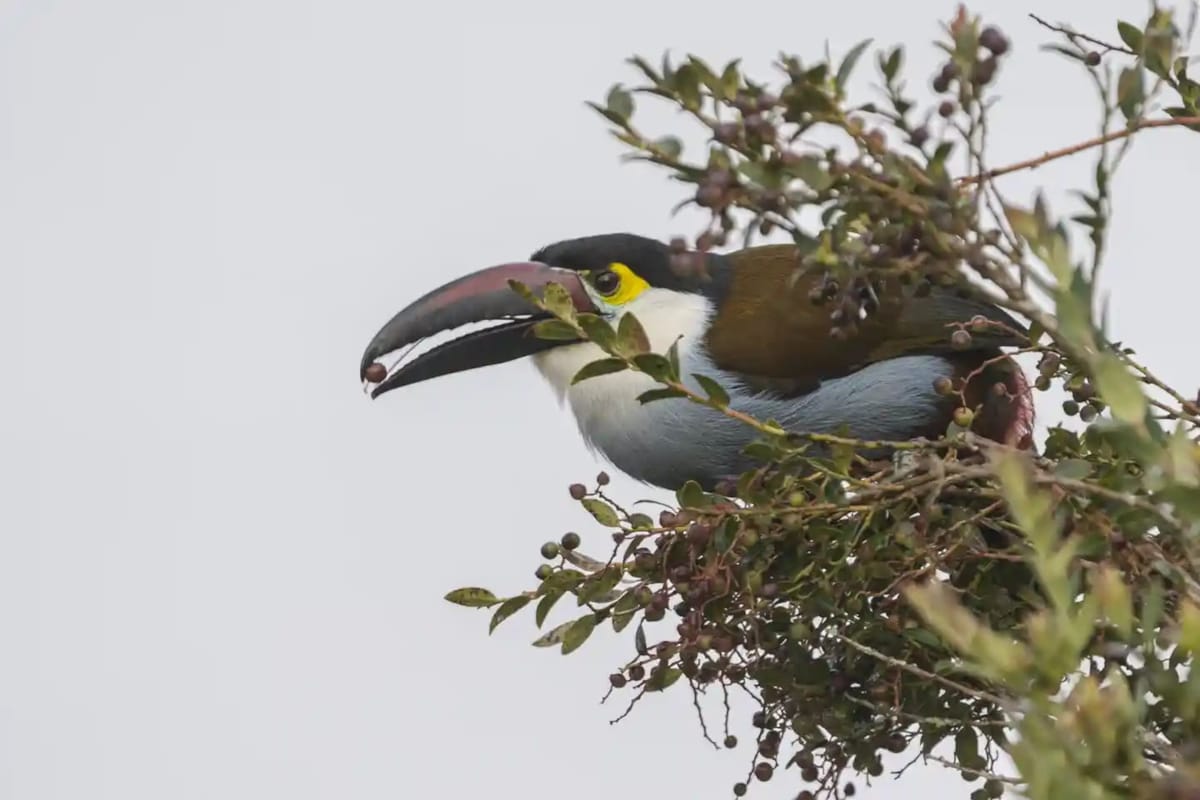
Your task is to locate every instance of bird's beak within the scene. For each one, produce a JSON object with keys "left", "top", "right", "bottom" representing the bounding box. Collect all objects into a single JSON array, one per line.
[{"left": 360, "top": 262, "right": 594, "bottom": 398}]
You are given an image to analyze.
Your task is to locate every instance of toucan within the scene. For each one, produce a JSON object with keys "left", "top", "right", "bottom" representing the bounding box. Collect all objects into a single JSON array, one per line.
[{"left": 359, "top": 233, "right": 1034, "bottom": 490}]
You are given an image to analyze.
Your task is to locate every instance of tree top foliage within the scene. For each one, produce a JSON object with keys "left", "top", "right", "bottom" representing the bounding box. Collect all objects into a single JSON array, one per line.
[{"left": 446, "top": 6, "right": 1200, "bottom": 798}]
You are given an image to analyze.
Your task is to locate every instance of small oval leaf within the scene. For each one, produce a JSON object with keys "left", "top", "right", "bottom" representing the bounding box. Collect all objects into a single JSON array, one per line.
[
  {"left": 445, "top": 587, "right": 500, "bottom": 608},
  {"left": 489, "top": 595, "right": 532, "bottom": 633},
  {"left": 561, "top": 614, "right": 598, "bottom": 654},
  {"left": 573, "top": 358, "right": 628, "bottom": 384},
  {"left": 535, "top": 589, "right": 564, "bottom": 628},
  {"left": 617, "top": 312, "right": 651, "bottom": 355},
  {"left": 582, "top": 497, "right": 621, "bottom": 527},
  {"left": 532, "top": 618, "right": 576, "bottom": 648},
  {"left": 693, "top": 373, "right": 730, "bottom": 407},
  {"left": 531, "top": 319, "right": 580, "bottom": 341}
]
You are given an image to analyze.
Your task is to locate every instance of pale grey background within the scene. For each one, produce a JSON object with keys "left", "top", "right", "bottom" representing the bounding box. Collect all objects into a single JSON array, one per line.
[{"left": 0, "top": 1, "right": 1195, "bottom": 798}]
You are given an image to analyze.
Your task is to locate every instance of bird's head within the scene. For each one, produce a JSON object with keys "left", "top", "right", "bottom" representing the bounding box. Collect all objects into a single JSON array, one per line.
[{"left": 359, "top": 233, "right": 724, "bottom": 398}]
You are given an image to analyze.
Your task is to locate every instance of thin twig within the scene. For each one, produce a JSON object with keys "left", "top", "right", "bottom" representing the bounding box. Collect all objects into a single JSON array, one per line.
[
  {"left": 1029, "top": 13, "right": 1137, "bottom": 56},
  {"left": 834, "top": 634, "right": 1008, "bottom": 706},
  {"left": 926, "top": 754, "right": 1023, "bottom": 785},
  {"left": 960, "top": 117, "right": 1200, "bottom": 184}
]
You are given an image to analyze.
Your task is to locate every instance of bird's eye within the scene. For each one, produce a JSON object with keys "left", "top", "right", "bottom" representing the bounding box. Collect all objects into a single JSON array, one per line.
[{"left": 592, "top": 270, "right": 621, "bottom": 296}]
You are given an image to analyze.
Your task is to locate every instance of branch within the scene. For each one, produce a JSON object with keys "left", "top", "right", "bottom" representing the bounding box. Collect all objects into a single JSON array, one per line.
[
  {"left": 1028, "top": 13, "right": 1137, "bottom": 56},
  {"left": 960, "top": 117, "right": 1200, "bottom": 184}
]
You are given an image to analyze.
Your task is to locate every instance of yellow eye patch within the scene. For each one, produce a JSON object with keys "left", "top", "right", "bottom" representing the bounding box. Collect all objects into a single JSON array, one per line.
[{"left": 593, "top": 262, "right": 650, "bottom": 306}]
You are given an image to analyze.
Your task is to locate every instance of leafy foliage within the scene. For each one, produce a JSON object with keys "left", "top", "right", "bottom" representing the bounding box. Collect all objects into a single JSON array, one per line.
[{"left": 449, "top": 7, "right": 1200, "bottom": 799}]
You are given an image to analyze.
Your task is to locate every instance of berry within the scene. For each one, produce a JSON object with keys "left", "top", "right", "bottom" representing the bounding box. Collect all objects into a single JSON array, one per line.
[
  {"left": 974, "top": 56, "right": 998, "bottom": 85},
  {"left": 724, "top": 735, "right": 738, "bottom": 749},
  {"left": 933, "top": 376, "right": 955, "bottom": 396},
  {"left": 938, "top": 100, "right": 956, "bottom": 118},
  {"left": 596, "top": 471, "right": 610, "bottom": 486},
  {"left": 910, "top": 126, "right": 930, "bottom": 147},
  {"left": 753, "top": 763, "right": 774, "bottom": 782},
  {"left": 1086, "top": 51, "right": 1101, "bottom": 66},
  {"left": 1063, "top": 400, "right": 1080, "bottom": 416},
  {"left": 980, "top": 26, "right": 1010, "bottom": 56},
  {"left": 714, "top": 122, "right": 740, "bottom": 144},
  {"left": 608, "top": 672, "right": 627, "bottom": 688},
  {"left": 569, "top": 483, "right": 587, "bottom": 500},
  {"left": 1072, "top": 381, "right": 1096, "bottom": 401},
  {"left": 696, "top": 183, "right": 725, "bottom": 208},
  {"left": 1038, "top": 353, "right": 1061, "bottom": 375},
  {"left": 540, "top": 541, "right": 560, "bottom": 559},
  {"left": 364, "top": 362, "right": 388, "bottom": 383},
  {"left": 733, "top": 783, "right": 747, "bottom": 797},
  {"left": 560, "top": 532, "right": 581, "bottom": 550},
  {"left": 951, "top": 329, "right": 973, "bottom": 350},
  {"left": 534, "top": 564, "right": 553, "bottom": 580},
  {"left": 953, "top": 407, "right": 975, "bottom": 428},
  {"left": 628, "top": 664, "right": 646, "bottom": 680}
]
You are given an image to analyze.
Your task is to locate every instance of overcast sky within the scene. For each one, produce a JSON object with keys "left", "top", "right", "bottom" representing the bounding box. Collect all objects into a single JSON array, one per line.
[{"left": 1, "top": 1, "right": 1196, "bottom": 798}]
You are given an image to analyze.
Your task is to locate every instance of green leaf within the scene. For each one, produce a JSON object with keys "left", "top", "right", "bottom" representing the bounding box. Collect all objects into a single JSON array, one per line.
[
  {"left": 693, "top": 373, "right": 730, "bottom": 407},
  {"left": 955, "top": 728, "right": 985, "bottom": 771},
  {"left": 561, "top": 549, "right": 606, "bottom": 572},
  {"left": 617, "top": 312, "right": 651, "bottom": 355},
  {"left": 634, "top": 621, "right": 648, "bottom": 655},
  {"left": 672, "top": 64, "right": 702, "bottom": 110},
  {"left": 719, "top": 59, "right": 741, "bottom": 100},
  {"left": 444, "top": 587, "right": 500, "bottom": 608},
  {"left": 1117, "top": 21, "right": 1144, "bottom": 53},
  {"left": 881, "top": 46, "right": 903, "bottom": 81},
  {"left": 578, "top": 565, "right": 623, "bottom": 604},
  {"left": 531, "top": 319, "right": 580, "bottom": 341},
  {"left": 610, "top": 590, "right": 640, "bottom": 632},
  {"left": 836, "top": 38, "right": 874, "bottom": 90},
  {"left": 561, "top": 613, "right": 598, "bottom": 654},
  {"left": 532, "top": 618, "right": 576, "bottom": 648},
  {"left": 1178, "top": 601, "right": 1200, "bottom": 656},
  {"left": 541, "top": 281, "right": 578, "bottom": 321},
  {"left": 1093, "top": 566, "right": 1133, "bottom": 638},
  {"left": 1092, "top": 353, "right": 1148, "bottom": 428},
  {"left": 632, "top": 353, "right": 673, "bottom": 380},
  {"left": 644, "top": 667, "right": 683, "bottom": 692},
  {"left": 582, "top": 497, "right": 621, "bottom": 527},
  {"left": 1117, "top": 66, "right": 1145, "bottom": 121},
  {"left": 666, "top": 338, "right": 682, "bottom": 376},
  {"left": 713, "top": 517, "right": 737, "bottom": 553},
  {"left": 606, "top": 84, "right": 634, "bottom": 120},
  {"left": 653, "top": 136, "right": 683, "bottom": 160},
  {"left": 676, "top": 479, "right": 708, "bottom": 509},
  {"left": 576, "top": 313, "right": 617, "bottom": 349},
  {"left": 536, "top": 568, "right": 584, "bottom": 596},
  {"left": 1054, "top": 459, "right": 1093, "bottom": 480},
  {"left": 535, "top": 589, "right": 565, "bottom": 628},
  {"left": 627, "top": 513, "right": 655, "bottom": 530},
  {"left": 638, "top": 387, "right": 688, "bottom": 404},
  {"left": 572, "top": 358, "right": 628, "bottom": 383},
  {"left": 489, "top": 595, "right": 532, "bottom": 633}
]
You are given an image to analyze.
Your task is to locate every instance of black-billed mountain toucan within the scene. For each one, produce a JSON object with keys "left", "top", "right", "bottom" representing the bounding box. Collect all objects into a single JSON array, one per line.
[{"left": 359, "top": 234, "right": 1034, "bottom": 490}]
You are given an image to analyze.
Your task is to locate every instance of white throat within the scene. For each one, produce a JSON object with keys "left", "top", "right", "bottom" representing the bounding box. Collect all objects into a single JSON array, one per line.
[{"left": 531, "top": 288, "right": 714, "bottom": 450}]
